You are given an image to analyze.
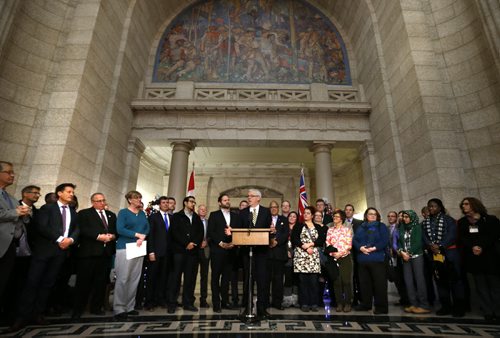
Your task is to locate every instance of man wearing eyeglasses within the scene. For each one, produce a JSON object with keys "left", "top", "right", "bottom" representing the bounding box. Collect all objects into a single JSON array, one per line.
[
  {"left": 72, "top": 193, "right": 116, "bottom": 319},
  {"left": 227, "top": 188, "right": 272, "bottom": 319},
  {"left": 0, "top": 161, "right": 31, "bottom": 307},
  {"left": 2, "top": 186, "right": 42, "bottom": 318}
]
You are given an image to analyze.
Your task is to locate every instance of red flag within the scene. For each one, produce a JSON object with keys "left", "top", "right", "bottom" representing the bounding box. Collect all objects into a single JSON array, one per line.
[
  {"left": 298, "top": 168, "right": 308, "bottom": 222},
  {"left": 187, "top": 169, "right": 195, "bottom": 197}
]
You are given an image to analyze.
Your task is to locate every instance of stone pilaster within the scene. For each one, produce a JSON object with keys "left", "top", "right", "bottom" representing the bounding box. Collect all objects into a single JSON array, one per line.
[
  {"left": 310, "top": 142, "right": 335, "bottom": 205},
  {"left": 167, "top": 140, "right": 194, "bottom": 211}
]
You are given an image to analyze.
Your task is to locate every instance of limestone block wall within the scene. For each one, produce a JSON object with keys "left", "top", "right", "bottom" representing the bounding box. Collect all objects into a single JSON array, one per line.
[
  {"left": 430, "top": 0, "right": 500, "bottom": 216},
  {"left": 334, "top": 156, "right": 367, "bottom": 213},
  {"left": 136, "top": 158, "right": 165, "bottom": 204},
  {"left": 0, "top": 0, "right": 73, "bottom": 196}
]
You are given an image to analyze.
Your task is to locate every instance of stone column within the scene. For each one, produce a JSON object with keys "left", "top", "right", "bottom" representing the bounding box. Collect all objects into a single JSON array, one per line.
[
  {"left": 310, "top": 142, "right": 335, "bottom": 205},
  {"left": 359, "top": 140, "right": 380, "bottom": 209},
  {"left": 120, "top": 138, "right": 146, "bottom": 208},
  {"left": 167, "top": 141, "right": 194, "bottom": 211}
]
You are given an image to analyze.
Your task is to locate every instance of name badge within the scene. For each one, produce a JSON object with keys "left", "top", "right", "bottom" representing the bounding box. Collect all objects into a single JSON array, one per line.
[{"left": 469, "top": 226, "right": 479, "bottom": 233}]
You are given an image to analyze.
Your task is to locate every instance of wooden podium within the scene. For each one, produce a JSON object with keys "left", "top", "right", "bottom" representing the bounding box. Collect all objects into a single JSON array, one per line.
[
  {"left": 231, "top": 228, "right": 270, "bottom": 323},
  {"left": 231, "top": 228, "right": 270, "bottom": 246}
]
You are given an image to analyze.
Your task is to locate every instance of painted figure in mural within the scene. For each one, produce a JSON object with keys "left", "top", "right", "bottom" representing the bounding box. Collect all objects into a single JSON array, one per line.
[{"left": 153, "top": 0, "right": 351, "bottom": 85}]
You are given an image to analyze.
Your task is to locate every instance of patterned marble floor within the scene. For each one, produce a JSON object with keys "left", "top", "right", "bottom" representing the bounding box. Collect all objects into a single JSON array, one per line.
[{"left": 1, "top": 306, "right": 499, "bottom": 338}]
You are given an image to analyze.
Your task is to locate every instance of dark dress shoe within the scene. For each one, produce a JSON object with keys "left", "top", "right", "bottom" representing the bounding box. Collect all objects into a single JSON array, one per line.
[
  {"left": 436, "top": 307, "right": 451, "bottom": 316},
  {"left": 34, "top": 315, "right": 48, "bottom": 325},
  {"left": 114, "top": 312, "right": 128, "bottom": 321},
  {"left": 167, "top": 307, "right": 176, "bottom": 314},
  {"left": 273, "top": 305, "right": 284, "bottom": 310},
  {"left": 183, "top": 305, "right": 198, "bottom": 312},
  {"left": 4, "top": 319, "right": 27, "bottom": 333},
  {"left": 373, "top": 309, "right": 388, "bottom": 315},
  {"left": 221, "top": 303, "right": 234, "bottom": 310},
  {"left": 200, "top": 301, "right": 210, "bottom": 308},
  {"left": 90, "top": 310, "right": 105, "bottom": 316},
  {"left": 127, "top": 310, "right": 139, "bottom": 316},
  {"left": 71, "top": 312, "right": 82, "bottom": 320},
  {"left": 257, "top": 309, "right": 271, "bottom": 319},
  {"left": 354, "top": 305, "right": 371, "bottom": 311},
  {"left": 213, "top": 307, "right": 221, "bottom": 313}
]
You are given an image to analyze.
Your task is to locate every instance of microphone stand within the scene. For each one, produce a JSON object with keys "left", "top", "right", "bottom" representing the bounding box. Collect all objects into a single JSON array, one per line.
[{"left": 240, "top": 210, "right": 258, "bottom": 323}]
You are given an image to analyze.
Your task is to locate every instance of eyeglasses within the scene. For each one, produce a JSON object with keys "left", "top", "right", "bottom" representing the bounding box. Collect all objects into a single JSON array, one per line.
[
  {"left": 93, "top": 199, "right": 106, "bottom": 203},
  {"left": 333, "top": 215, "right": 342, "bottom": 219},
  {"left": 247, "top": 195, "right": 259, "bottom": 198},
  {"left": 270, "top": 206, "right": 279, "bottom": 209},
  {"left": 0, "top": 171, "right": 15, "bottom": 175},
  {"left": 188, "top": 200, "right": 196, "bottom": 204}
]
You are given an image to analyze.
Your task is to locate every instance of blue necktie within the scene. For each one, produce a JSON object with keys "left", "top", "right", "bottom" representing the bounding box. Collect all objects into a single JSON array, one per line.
[
  {"left": 2, "top": 190, "right": 13, "bottom": 209},
  {"left": 164, "top": 213, "right": 169, "bottom": 231}
]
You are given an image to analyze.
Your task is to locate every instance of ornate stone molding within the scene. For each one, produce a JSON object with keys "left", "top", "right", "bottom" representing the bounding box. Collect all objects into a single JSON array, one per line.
[{"left": 133, "top": 82, "right": 371, "bottom": 113}]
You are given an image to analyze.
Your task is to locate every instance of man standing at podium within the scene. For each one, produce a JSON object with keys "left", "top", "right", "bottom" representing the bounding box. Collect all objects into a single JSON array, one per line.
[{"left": 227, "top": 188, "right": 272, "bottom": 319}]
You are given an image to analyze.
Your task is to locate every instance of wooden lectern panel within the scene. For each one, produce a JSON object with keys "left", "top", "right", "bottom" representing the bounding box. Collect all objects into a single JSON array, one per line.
[{"left": 232, "top": 228, "right": 270, "bottom": 246}]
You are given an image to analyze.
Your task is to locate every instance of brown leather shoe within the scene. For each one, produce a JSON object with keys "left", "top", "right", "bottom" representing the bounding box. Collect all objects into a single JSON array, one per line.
[
  {"left": 343, "top": 304, "right": 352, "bottom": 312},
  {"left": 412, "top": 307, "right": 431, "bottom": 314},
  {"left": 336, "top": 305, "right": 343, "bottom": 312},
  {"left": 404, "top": 306, "right": 415, "bottom": 313}
]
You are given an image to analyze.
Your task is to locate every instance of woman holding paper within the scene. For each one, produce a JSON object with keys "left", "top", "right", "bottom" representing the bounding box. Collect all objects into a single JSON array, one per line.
[{"left": 113, "top": 190, "right": 150, "bottom": 321}]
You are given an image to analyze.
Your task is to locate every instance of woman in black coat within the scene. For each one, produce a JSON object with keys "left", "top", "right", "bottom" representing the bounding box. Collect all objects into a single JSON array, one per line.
[{"left": 458, "top": 197, "right": 500, "bottom": 321}]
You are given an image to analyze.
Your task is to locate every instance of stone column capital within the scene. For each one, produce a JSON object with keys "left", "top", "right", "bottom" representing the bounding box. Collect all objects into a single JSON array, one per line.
[
  {"left": 170, "top": 140, "right": 195, "bottom": 153},
  {"left": 127, "top": 137, "right": 146, "bottom": 156},
  {"left": 309, "top": 141, "right": 335, "bottom": 154}
]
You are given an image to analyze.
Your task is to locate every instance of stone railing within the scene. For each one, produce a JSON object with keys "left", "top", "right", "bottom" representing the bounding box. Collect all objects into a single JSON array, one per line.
[
  {"left": 141, "top": 83, "right": 362, "bottom": 102},
  {"left": 133, "top": 82, "right": 369, "bottom": 113}
]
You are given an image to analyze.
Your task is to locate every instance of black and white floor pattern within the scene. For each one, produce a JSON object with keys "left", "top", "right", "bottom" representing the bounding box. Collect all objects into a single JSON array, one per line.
[{"left": 2, "top": 311, "right": 499, "bottom": 337}]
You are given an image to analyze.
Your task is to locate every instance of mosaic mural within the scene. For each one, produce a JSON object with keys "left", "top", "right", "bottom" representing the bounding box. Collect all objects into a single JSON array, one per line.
[{"left": 153, "top": 0, "right": 351, "bottom": 85}]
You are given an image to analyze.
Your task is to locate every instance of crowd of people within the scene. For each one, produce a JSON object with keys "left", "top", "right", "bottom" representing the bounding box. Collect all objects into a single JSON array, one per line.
[{"left": 1, "top": 160, "right": 500, "bottom": 333}]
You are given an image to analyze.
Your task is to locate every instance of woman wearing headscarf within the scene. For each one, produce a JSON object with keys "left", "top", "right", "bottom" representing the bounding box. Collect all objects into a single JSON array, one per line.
[
  {"left": 398, "top": 210, "right": 430, "bottom": 314},
  {"left": 352, "top": 207, "right": 389, "bottom": 314},
  {"left": 422, "top": 198, "right": 465, "bottom": 317},
  {"left": 458, "top": 197, "right": 500, "bottom": 321}
]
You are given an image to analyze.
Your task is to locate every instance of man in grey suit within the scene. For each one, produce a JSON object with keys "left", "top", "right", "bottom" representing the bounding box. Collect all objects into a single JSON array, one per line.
[{"left": 0, "top": 161, "right": 30, "bottom": 305}]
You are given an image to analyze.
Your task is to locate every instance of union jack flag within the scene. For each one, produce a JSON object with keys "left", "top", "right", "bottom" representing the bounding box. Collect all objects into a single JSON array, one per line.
[{"left": 298, "top": 168, "right": 308, "bottom": 222}]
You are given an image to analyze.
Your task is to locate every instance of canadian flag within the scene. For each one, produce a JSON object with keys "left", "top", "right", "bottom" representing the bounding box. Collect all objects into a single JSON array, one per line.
[{"left": 187, "top": 168, "right": 195, "bottom": 197}]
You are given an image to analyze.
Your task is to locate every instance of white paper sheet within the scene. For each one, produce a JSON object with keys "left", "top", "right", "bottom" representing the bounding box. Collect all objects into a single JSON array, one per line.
[{"left": 126, "top": 240, "right": 147, "bottom": 260}]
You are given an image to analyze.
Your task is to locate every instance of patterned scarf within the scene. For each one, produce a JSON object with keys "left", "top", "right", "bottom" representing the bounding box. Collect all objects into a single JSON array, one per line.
[
  {"left": 423, "top": 212, "right": 445, "bottom": 244},
  {"left": 402, "top": 210, "right": 418, "bottom": 252}
]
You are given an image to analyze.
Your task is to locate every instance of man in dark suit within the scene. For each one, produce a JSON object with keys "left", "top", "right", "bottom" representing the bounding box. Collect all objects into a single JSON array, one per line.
[
  {"left": 8, "top": 183, "right": 79, "bottom": 332},
  {"left": 227, "top": 188, "right": 272, "bottom": 319},
  {"left": 166, "top": 196, "right": 204, "bottom": 313},
  {"left": 72, "top": 193, "right": 116, "bottom": 319},
  {"left": 316, "top": 199, "right": 333, "bottom": 225},
  {"left": 144, "top": 196, "right": 171, "bottom": 311},
  {"left": 266, "top": 200, "right": 289, "bottom": 310},
  {"left": 197, "top": 204, "right": 210, "bottom": 308},
  {"left": 0, "top": 162, "right": 31, "bottom": 308},
  {"left": 207, "top": 194, "right": 238, "bottom": 312},
  {"left": 344, "top": 203, "right": 363, "bottom": 306}
]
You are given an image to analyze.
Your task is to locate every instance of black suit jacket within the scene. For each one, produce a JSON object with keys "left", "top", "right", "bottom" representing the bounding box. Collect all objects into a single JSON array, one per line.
[
  {"left": 147, "top": 211, "right": 171, "bottom": 257},
  {"left": 33, "top": 203, "right": 79, "bottom": 258},
  {"left": 268, "top": 215, "right": 289, "bottom": 261},
  {"left": 76, "top": 207, "right": 116, "bottom": 257},
  {"left": 169, "top": 210, "right": 204, "bottom": 255},
  {"left": 238, "top": 205, "right": 272, "bottom": 254},
  {"left": 350, "top": 218, "right": 363, "bottom": 234},
  {"left": 207, "top": 209, "right": 239, "bottom": 254}
]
